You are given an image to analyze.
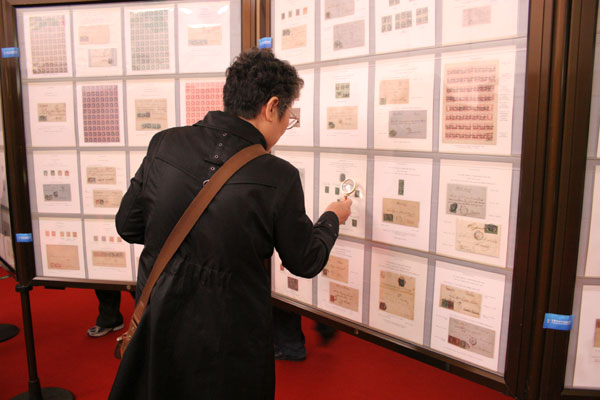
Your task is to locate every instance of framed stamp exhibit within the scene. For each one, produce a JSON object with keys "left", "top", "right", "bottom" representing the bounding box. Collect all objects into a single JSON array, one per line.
[
  {"left": 373, "top": 55, "right": 435, "bottom": 152},
  {"left": 12, "top": 0, "right": 242, "bottom": 282},
  {"left": 21, "top": 9, "right": 73, "bottom": 79},
  {"left": 72, "top": 7, "right": 123, "bottom": 77},
  {"left": 268, "top": 0, "right": 532, "bottom": 389},
  {"left": 368, "top": 246, "right": 428, "bottom": 345},
  {"left": 125, "top": 79, "right": 177, "bottom": 147},
  {"left": 276, "top": 68, "right": 315, "bottom": 146},
  {"left": 374, "top": 0, "right": 435, "bottom": 54}
]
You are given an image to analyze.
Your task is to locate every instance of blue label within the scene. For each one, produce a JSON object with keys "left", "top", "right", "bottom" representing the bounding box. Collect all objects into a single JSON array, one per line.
[
  {"left": 15, "top": 233, "right": 33, "bottom": 243},
  {"left": 1, "top": 47, "right": 20, "bottom": 58},
  {"left": 543, "top": 313, "right": 573, "bottom": 331},
  {"left": 258, "top": 37, "right": 272, "bottom": 49}
]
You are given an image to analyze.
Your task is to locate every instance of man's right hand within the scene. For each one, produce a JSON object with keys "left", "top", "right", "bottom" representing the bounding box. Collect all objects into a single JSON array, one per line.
[{"left": 325, "top": 198, "right": 353, "bottom": 225}]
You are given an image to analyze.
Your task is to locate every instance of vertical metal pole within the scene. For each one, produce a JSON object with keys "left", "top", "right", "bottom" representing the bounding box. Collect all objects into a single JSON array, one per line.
[
  {"left": 15, "top": 284, "right": 42, "bottom": 400},
  {"left": 11, "top": 283, "right": 73, "bottom": 400}
]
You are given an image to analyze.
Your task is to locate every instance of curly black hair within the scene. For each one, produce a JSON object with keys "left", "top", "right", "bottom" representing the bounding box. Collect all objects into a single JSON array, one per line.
[{"left": 223, "top": 49, "right": 304, "bottom": 119}]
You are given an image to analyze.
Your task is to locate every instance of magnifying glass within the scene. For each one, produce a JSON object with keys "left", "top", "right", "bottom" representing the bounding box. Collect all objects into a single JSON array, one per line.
[{"left": 340, "top": 178, "right": 357, "bottom": 199}]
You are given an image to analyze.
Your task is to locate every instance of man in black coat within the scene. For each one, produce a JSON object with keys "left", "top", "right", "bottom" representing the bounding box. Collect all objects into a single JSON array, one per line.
[{"left": 109, "top": 49, "right": 352, "bottom": 399}]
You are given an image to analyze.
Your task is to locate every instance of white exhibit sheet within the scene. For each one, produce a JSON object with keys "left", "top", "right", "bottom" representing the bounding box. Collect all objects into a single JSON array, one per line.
[
  {"left": 272, "top": 150, "right": 314, "bottom": 219},
  {"left": 273, "top": 0, "right": 315, "bottom": 65},
  {"left": 177, "top": 2, "right": 231, "bottom": 73},
  {"left": 584, "top": 165, "right": 600, "bottom": 277},
  {"left": 79, "top": 151, "right": 127, "bottom": 215},
  {"left": 320, "top": 0, "right": 369, "bottom": 61},
  {"left": 572, "top": 285, "right": 600, "bottom": 388},
  {"left": 1, "top": 236, "right": 12, "bottom": 268},
  {"left": 27, "top": 82, "right": 76, "bottom": 147},
  {"left": 372, "top": 156, "right": 432, "bottom": 251},
  {"left": 22, "top": 10, "right": 73, "bottom": 79},
  {"left": 72, "top": 8, "right": 122, "bottom": 77},
  {"left": 318, "top": 153, "right": 367, "bottom": 238},
  {"left": 84, "top": 218, "right": 132, "bottom": 281},
  {"left": 76, "top": 81, "right": 125, "bottom": 147},
  {"left": 368, "top": 247, "right": 428, "bottom": 345},
  {"left": 0, "top": 152, "right": 13, "bottom": 267},
  {"left": 126, "top": 79, "right": 176, "bottom": 147},
  {"left": 442, "top": 0, "right": 519, "bottom": 46},
  {"left": 32, "top": 150, "right": 81, "bottom": 214},
  {"left": 375, "top": 0, "right": 435, "bottom": 54},
  {"left": 319, "top": 63, "right": 368, "bottom": 149},
  {"left": 128, "top": 151, "right": 146, "bottom": 181},
  {"left": 1, "top": 223, "right": 13, "bottom": 268},
  {"left": 431, "top": 261, "right": 505, "bottom": 371},
  {"left": 276, "top": 69, "right": 314, "bottom": 147},
  {"left": 436, "top": 159, "right": 513, "bottom": 268},
  {"left": 179, "top": 77, "right": 226, "bottom": 126},
  {"left": 124, "top": 5, "right": 175, "bottom": 75},
  {"left": 38, "top": 218, "right": 86, "bottom": 279},
  {"left": 439, "top": 46, "right": 517, "bottom": 155},
  {"left": 272, "top": 250, "right": 313, "bottom": 304},
  {"left": 317, "top": 240, "right": 364, "bottom": 323},
  {"left": 374, "top": 55, "right": 435, "bottom": 151}
]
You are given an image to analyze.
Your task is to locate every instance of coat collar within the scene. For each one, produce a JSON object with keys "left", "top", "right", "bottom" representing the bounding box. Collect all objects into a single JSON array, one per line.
[{"left": 194, "top": 111, "right": 267, "bottom": 149}]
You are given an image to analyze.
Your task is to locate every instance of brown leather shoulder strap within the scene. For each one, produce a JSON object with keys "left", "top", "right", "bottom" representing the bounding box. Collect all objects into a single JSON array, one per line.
[{"left": 131, "top": 143, "right": 267, "bottom": 324}]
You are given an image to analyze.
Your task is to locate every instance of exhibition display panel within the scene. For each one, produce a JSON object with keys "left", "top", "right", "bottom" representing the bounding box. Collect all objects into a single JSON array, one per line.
[
  {"left": 269, "top": 0, "right": 527, "bottom": 379},
  {"left": 13, "top": 0, "right": 241, "bottom": 283}
]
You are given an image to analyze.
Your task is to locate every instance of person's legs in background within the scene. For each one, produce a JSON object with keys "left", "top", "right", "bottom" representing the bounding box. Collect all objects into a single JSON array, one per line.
[
  {"left": 315, "top": 321, "right": 337, "bottom": 344},
  {"left": 87, "top": 289, "right": 124, "bottom": 337},
  {"left": 273, "top": 307, "right": 306, "bottom": 361}
]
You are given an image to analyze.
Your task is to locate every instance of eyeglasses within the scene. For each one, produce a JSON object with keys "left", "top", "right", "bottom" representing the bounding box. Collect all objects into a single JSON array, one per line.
[{"left": 286, "top": 109, "right": 299, "bottom": 130}]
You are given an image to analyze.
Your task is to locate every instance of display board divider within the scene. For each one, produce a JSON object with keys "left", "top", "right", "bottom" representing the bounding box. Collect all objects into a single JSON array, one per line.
[
  {"left": 507, "top": 0, "right": 573, "bottom": 397},
  {"left": 242, "top": 0, "right": 257, "bottom": 51},
  {"left": 32, "top": 276, "right": 134, "bottom": 291},
  {"left": 538, "top": 0, "right": 600, "bottom": 398}
]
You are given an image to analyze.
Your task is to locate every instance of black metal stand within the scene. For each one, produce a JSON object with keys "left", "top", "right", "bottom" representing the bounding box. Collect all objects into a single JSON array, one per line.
[
  {"left": 10, "top": 284, "right": 73, "bottom": 400},
  {"left": 0, "top": 323, "right": 19, "bottom": 342}
]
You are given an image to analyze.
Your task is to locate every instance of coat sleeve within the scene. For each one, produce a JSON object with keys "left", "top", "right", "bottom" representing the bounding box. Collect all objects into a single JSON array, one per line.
[
  {"left": 273, "top": 169, "right": 339, "bottom": 278},
  {"left": 115, "top": 164, "right": 145, "bottom": 244},
  {"left": 115, "top": 132, "right": 165, "bottom": 244}
]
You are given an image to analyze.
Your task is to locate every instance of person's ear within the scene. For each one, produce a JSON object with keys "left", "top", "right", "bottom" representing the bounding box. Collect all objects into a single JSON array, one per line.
[{"left": 264, "top": 96, "right": 280, "bottom": 122}]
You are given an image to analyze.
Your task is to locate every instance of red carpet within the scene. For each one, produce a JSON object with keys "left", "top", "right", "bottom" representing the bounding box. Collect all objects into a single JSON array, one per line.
[{"left": 0, "top": 271, "right": 511, "bottom": 399}]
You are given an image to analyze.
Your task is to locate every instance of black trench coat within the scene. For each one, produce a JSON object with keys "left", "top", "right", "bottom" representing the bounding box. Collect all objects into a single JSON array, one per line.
[{"left": 109, "top": 111, "right": 339, "bottom": 400}]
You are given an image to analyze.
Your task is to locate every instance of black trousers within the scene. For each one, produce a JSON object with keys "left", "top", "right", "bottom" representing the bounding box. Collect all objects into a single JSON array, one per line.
[
  {"left": 273, "top": 307, "right": 305, "bottom": 357},
  {"left": 94, "top": 289, "right": 123, "bottom": 328}
]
